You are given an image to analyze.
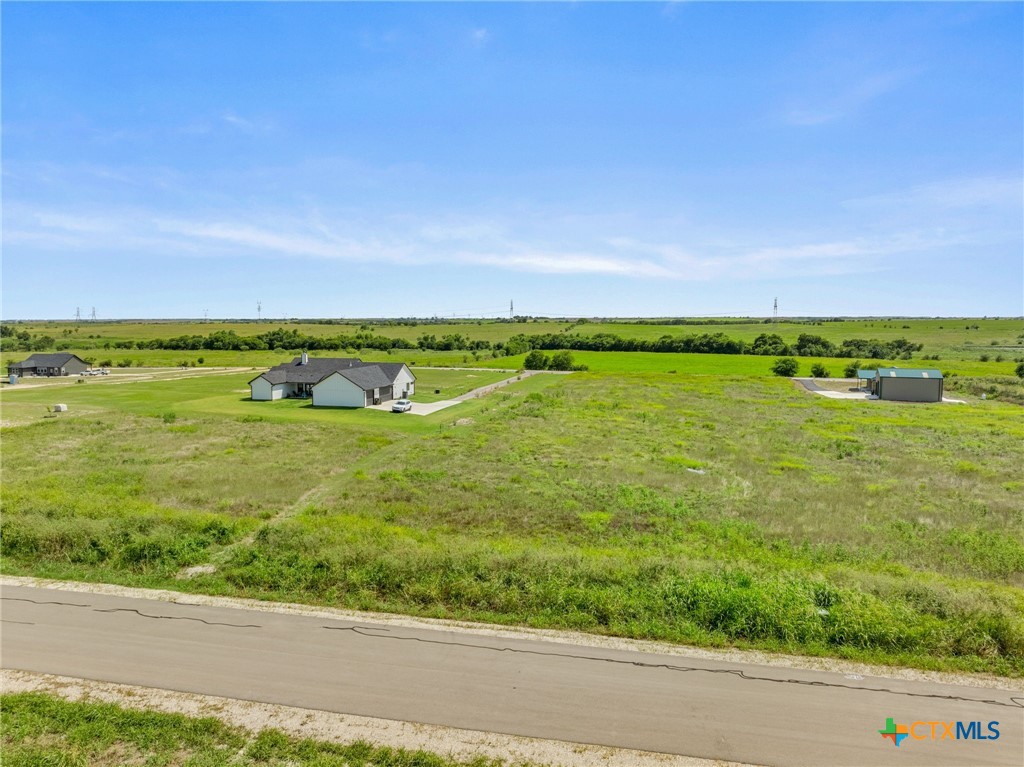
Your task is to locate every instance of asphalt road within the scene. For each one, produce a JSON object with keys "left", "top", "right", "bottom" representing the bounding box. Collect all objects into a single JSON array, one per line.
[{"left": 2, "top": 584, "right": 1021, "bottom": 766}]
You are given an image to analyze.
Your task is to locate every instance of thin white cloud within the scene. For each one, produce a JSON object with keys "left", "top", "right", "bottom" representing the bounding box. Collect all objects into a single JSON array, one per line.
[
  {"left": 783, "top": 70, "right": 912, "bottom": 126},
  {"left": 220, "top": 111, "right": 275, "bottom": 133},
  {"left": 470, "top": 28, "right": 489, "bottom": 47},
  {"left": 2, "top": 205, "right": 909, "bottom": 283},
  {"left": 845, "top": 176, "right": 1023, "bottom": 210}
]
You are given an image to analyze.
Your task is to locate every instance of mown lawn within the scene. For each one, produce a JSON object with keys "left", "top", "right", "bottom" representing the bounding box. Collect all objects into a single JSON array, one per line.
[
  {"left": 2, "top": 368, "right": 1021, "bottom": 675},
  {"left": 0, "top": 693, "right": 503, "bottom": 767}
]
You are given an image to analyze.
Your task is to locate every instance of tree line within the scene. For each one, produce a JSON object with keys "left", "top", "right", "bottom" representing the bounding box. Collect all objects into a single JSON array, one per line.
[{"left": 1, "top": 324, "right": 924, "bottom": 360}]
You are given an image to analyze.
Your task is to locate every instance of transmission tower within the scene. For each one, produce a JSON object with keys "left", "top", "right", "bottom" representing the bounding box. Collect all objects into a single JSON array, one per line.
[
  {"left": 90, "top": 307, "right": 96, "bottom": 322},
  {"left": 510, "top": 299, "right": 514, "bottom": 320},
  {"left": 74, "top": 307, "right": 81, "bottom": 323},
  {"left": 773, "top": 297, "right": 778, "bottom": 324},
  {"left": 257, "top": 300, "right": 262, "bottom": 321}
]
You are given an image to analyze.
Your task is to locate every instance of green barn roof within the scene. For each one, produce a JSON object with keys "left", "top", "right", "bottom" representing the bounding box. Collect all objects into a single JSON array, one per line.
[
  {"left": 875, "top": 367, "right": 943, "bottom": 379},
  {"left": 856, "top": 369, "right": 877, "bottom": 379}
]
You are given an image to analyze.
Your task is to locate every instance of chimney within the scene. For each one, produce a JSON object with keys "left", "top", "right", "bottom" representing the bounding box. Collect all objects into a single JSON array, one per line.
[{"left": 300, "top": 351, "right": 308, "bottom": 365}]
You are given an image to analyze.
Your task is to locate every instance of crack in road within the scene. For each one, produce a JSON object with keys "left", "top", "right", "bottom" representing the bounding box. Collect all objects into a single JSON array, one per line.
[
  {"left": 323, "top": 625, "right": 1024, "bottom": 710},
  {"left": 93, "top": 608, "right": 261, "bottom": 628},
  {"left": 2, "top": 597, "right": 261, "bottom": 629},
  {"left": 2, "top": 597, "right": 92, "bottom": 608}
]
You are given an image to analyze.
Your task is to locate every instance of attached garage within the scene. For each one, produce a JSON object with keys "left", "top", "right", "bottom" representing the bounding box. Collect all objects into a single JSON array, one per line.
[
  {"left": 311, "top": 372, "right": 368, "bottom": 408},
  {"left": 873, "top": 368, "right": 944, "bottom": 402},
  {"left": 250, "top": 375, "right": 290, "bottom": 401}
]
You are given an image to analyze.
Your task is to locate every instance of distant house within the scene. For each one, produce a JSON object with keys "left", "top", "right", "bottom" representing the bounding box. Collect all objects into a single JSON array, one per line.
[
  {"left": 7, "top": 353, "right": 90, "bottom": 378},
  {"left": 866, "top": 368, "right": 944, "bottom": 402},
  {"left": 248, "top": 353, "right": 416, "bottom": 408}
]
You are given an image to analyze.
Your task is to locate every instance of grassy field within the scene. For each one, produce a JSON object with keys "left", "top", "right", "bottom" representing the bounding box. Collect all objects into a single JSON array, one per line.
[
  {"left": 498, "top": 350, "right": 1017, "bottom": 377},
  {"left": 3, "top": 344, "right": 1018, "bottom": 379},
  {"left": 6, "top": 316, "right": 1022, "bottom": 362},
  {"left": 0, "top": 693, "right": 503, "bottom": 767},
  {"left": 2, "top": 363, "right": 1022, "bottom": 675}
]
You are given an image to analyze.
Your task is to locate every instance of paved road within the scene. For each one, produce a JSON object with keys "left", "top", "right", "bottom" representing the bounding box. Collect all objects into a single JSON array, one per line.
[{"left": 2, "top": 585, "right": 1021, "bottom": 766}]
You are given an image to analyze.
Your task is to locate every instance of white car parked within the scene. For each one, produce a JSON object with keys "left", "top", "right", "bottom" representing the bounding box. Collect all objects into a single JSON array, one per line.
[{"left": 391, "top": 399, "right": 413, "bottom": 413}]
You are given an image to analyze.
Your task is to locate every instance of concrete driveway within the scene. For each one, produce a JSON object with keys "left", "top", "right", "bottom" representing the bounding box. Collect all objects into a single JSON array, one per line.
[
  {"left": 368, "top": 370, "right": 568, "bottom": 416},
  {"left": 367, "top": 399, "right": 462, "bottom": 415}
]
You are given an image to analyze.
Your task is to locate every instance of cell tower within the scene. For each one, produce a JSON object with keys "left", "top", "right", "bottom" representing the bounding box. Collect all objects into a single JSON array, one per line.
[
  {"left": 257, "top": 300, "right": 262, "bottom": 321},
  {"left": 773, "top": 297, "right": 778, "bottom": 324},
  {"left": 74, "top": 307, "right": 81, "bottom": 323},
  {"left": 90, "top": 307, "right": 96, "bottom": 322}
]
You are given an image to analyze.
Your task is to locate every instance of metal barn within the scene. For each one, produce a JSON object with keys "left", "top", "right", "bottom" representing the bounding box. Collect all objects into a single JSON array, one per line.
[{"left": 871, "top": 368, "right": 944, "bottom": 402}]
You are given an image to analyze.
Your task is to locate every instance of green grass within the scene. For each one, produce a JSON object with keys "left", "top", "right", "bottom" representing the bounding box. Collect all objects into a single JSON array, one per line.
[
  {"left": 6, "top": 316, "right": 1023, "bottom": 363},
  {"left": 407, "top": 369, "right": 514, "bottom": 402},
  {"left": 500, "top": 350, "right": 1016, "bottom": 377},
  {"left": 3, "top": 368, "right": 1022, "bottom": 675},
  {"left": 0, "top": 347, "right": 511, "bottom": 371},
  {"left": 0, "top": 693, "right": 507, "bottom": 766}
]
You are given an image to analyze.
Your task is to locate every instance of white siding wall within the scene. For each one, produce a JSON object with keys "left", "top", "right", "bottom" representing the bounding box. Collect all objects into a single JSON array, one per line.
[
  {"left": 250, "top": 377, "right": 274, "bottom": 401},
  {"left": 312, "top": 372, "right": 367, "bottom": 408},
  {"left": 393, "top": 366, "right": 416, "bottom": 397},
  {"left": 270, "top": 383, "right": 287, "bottom": 400}
]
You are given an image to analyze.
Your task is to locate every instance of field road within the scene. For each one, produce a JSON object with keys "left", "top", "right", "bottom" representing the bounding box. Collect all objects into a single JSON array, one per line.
[{"left": 2, "top": 583, "right": 1021, "bottom": 766}]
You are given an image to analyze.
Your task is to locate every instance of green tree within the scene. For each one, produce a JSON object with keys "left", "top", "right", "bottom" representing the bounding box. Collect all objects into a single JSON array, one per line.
[
  {"left": 548, "top": 351, "right": 575, "bottom": 371},
  {"left": 843, "top": 360, "right": 862, "bottom": 378},
  {"left": 524, "top": 350, "right": 549, "bottom": 370},
  {"left": 771, "top": 357, "right": 799, "bottom": 376},
  {"left": 810, "top": 363, "right": 830, "bottom": 378}
]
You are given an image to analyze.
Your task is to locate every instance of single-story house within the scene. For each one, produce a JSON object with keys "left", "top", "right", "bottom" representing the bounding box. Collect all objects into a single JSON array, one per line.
[
  {"left": 866, "top": 367, "right": 944, "bottom": 402},
  {"left": 248, "top": 353, "right": 416, "bottom": 408},
  {"left": 7, "top": 353, "right": 90, "bottom": 378}
]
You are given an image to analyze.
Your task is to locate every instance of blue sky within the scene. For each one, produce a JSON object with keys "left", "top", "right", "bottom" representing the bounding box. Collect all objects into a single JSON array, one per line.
[{"left": 3, "top": 2, "right": 1022, "bottom": 320}]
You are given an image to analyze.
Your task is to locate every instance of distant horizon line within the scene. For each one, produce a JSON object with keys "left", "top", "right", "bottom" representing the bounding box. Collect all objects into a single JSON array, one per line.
[{"left": 3, "top": 315, "right": 1022, "bottom": 323}]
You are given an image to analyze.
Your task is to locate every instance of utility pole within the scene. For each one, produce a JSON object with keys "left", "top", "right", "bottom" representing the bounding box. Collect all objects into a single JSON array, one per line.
[
  {"left": 257, "top": 300, "right": 262, "bottom": 321},
  {"left": 510, "top": 299, "right": 514, "bottom": 321},
  {"left": 773, "top": 297, "right": 778, "bottom": 324}
]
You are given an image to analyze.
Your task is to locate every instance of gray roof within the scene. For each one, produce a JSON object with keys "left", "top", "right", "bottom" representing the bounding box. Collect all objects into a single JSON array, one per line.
[
  {"left": 333, "top": 365, "right": 394, "bottom": 391},
  {"left": 249, "top": 357, "right": 414, "bottom": 391},
  {"left": 8, "top": 353, "right": 86, "bottom": 369},
  {"left": 250, "top": 357, "right": 364, "bottom": 386},
  {"left": 374, "top": 362, "right": 416, "bottom": 384},
  {"left": 876, "top": 367, "right": 943, "bottom": 380}
]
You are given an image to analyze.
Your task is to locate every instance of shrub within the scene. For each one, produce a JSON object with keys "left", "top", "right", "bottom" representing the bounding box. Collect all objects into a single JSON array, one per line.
[
  {"left": 524, "top": 350, "right": 549, "bottom": 370},
  {"left": 810, "top": 363, "right": 830, "bottom": 378},
  {"left": 771, "top": 357, "right": 799, "bottom": 376},
  {"left": 843, "top": 360, "right": 861, "bottom": 378},
  {"left": 979, "top": 354, "right": 990, "bottom": 362},
  {"left": 1016, "top": 362, "right": 1024, "bottom": 379},
  {"left": 548, "top": 351, "right": 575, "bottom": 371}
]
